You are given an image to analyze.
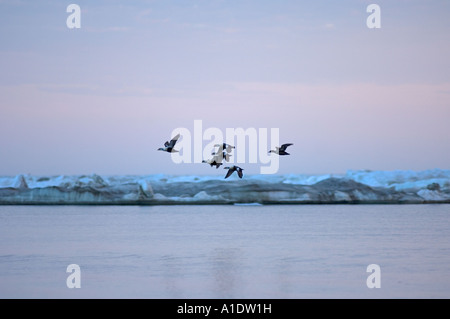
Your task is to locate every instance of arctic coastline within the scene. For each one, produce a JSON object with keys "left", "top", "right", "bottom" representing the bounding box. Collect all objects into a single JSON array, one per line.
[{"left": 0, "top": 169, "right": 449, "bottom": 205}]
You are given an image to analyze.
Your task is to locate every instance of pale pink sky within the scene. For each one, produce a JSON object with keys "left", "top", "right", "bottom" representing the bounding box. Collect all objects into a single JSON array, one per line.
[{"left": 0, "top": 1, "right": 449, "bottom": 176}]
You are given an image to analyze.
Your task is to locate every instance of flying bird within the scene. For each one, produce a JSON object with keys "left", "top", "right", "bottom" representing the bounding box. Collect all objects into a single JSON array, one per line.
[
  {"left": 202, "top": 156, "right": 223, "bottom": 169},
  {"left": 269, "top": 143, "right": 293, "bottom": 155},
  {"left": 214, "top": 143, "right": 235, "bottom": 153},
  {"left": 224, "top": 166, "right": 244, "bottom": 179},
  {"left": 211, "top": 151, "right": 232, "bottom": 162},
  {"left": 158, "top": 133, "right": 180, "bottom": 153},
  {"left": 211, "top": 143, "right": 234, "bottom": 162}
]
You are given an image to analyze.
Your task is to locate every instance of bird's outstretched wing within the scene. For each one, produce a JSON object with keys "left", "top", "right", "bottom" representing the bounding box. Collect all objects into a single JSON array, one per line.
[
  {"left": 215, "top": 144, "right": 224, "bottom": 153},
  {"left": 237, "top": 168, "right": 243, "bottom": 178},
  {"left": 224, "top": 153, "right": 232, "bottom": 162},
  {"left": 168, "top": 134, "right": 181, "bottom": 148},
  {"left": 224, "top": 168, "right": 234, "bottom": 179},
  {"left": 224, "top": 143, "right": 234, "bottom": 152},
  {"left": 215, "top": 143, "right": 234, "bottom": 153},
  {"left": 280, "top": 143, "right": 293, "bottom": 151}
]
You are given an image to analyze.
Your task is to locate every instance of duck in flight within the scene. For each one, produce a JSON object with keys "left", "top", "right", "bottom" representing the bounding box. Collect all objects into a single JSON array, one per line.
[
  {"left": 211, "top": 143, "right": 234, "bottom": 162},
  {"left": 224, "top": 165, "right": 244, "bottom": 179},
  {"left": 157, "top": 133, "right": 180, "bottom": 153},
  {"left": 202, "top": 156, "right": 223, "bottom": 169},
  {"left": 269, "top": 143, "right": 293, "bottom": 155},
  {"left": 211, "top": 151, "right": 232, "bottom": 162},
  {"left": 214, "top": 143, "right": 235, "bottom": 153}
]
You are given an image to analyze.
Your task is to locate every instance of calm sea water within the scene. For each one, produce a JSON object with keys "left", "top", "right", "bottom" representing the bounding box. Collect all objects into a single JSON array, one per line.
[{"left": 0, "top": 204, "right": 449, "bottom": 298}]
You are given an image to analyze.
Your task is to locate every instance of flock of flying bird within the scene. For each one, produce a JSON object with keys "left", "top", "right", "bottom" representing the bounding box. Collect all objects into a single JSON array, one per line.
[{"left": 158, "top": 133, "right": 293, "bottom": 179}]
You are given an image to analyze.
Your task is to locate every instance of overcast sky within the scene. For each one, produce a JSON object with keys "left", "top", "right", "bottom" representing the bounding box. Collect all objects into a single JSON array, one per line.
[{"left": 1, "top": 0, "right": 449, "bottom": 176}]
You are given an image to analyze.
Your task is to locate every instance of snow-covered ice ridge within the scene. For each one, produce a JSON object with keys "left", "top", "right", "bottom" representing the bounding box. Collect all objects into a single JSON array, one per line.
[{"left": 0, "top": 169, "right": 449, "bottom": 205}]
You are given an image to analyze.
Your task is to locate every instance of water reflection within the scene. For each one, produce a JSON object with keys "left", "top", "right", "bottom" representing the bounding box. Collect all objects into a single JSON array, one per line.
[
  {"left": 160, "top": 254, "right": 183, "bottom": 298},
  {"left": 210, "top": 248, "right": 242, "bottom": 298}
]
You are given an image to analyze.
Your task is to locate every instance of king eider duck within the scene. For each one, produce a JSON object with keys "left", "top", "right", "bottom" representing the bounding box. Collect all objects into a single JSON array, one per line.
[
  {"left": 269, "top": 143, "right": 293, "bottom": 155},
  {"left": 224, "top": 165, "right": 244, "bottom": 179},
  {"left": 214, "top": 143, "right": 235, "bottom": 153},
  {"left": 158, "top": 133, "right": 180, "bottom": 153},
  {"left": 211, "top": 151, "right": 232, "bottom": 162},
  {"left": 202, "top": 156, "right": 223, "bottom": 169},
  {"left": 211, "top": 143, "right": 234, "bottom": 162}
]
